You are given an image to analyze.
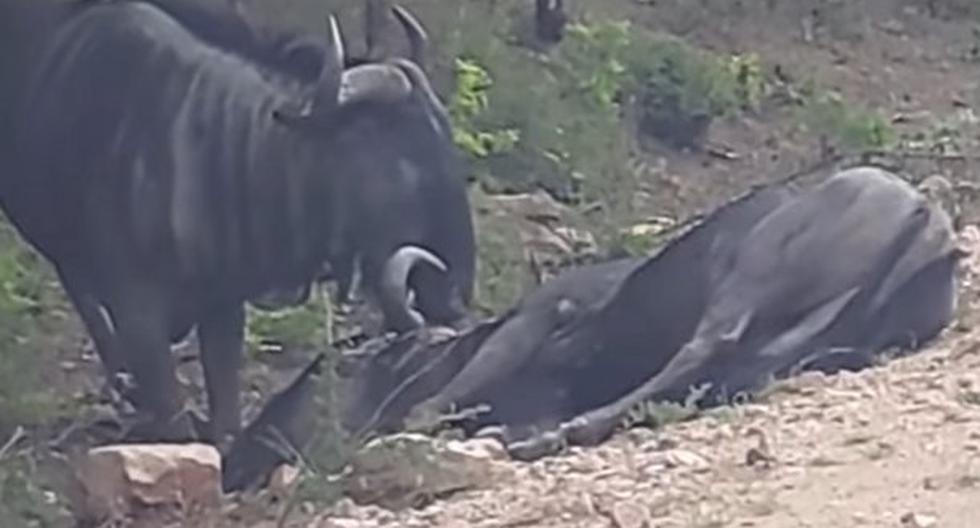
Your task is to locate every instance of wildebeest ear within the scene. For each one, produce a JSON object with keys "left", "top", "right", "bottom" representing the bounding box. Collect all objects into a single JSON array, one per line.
[{"left": 273, "top": 14, "right": 346, "bottom": 128}]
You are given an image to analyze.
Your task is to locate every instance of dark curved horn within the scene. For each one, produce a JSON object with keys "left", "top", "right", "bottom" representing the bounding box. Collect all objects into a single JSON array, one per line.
[
  {"left": 388, "top": 58, "right": 454, "bottom": 134},
  {"left": 311, "top": 14, "right": 345, "bottom": 109},
  {"left": 338, "top": 63, "right": 412, "bottom": 106},
  {"left": 379, "top": 245, "right": 448, "bottom": 332},
  {"left": 391, "top": 5, "right": 428, "bottom": 69}
]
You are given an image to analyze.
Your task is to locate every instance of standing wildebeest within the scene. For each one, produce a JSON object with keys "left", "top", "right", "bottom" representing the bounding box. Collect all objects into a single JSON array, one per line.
[
  {"left": 120, "top": 0, "right": 477, "bottom": 329},
  {"left": 0, "top": 0, "right": 473, "bottom": 446}
]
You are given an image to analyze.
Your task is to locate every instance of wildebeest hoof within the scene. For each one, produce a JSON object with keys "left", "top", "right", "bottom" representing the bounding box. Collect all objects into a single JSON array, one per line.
[
  {"left": 506, "top": 430, "right": 567, "bottom": 462},
  {"left": 405, "top": 402, "right": 490, "bottom": 434},
  {"left": 188, "top": 410, "right": 211, "bottom": 443},
  {"left": 403, "top": 403, "right": 444, "bottom": 434},
  {"left": 474, "top": 425, "right": 508, "bottom": 443},
  {"left": 125, "top": 412, "right": 197, "bottom": 444},
  {"left": 561, "top": 412, "right": 619, "bottom": 447}
]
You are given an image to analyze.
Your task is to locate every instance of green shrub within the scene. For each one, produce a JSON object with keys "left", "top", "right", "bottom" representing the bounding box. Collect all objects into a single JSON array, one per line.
[
  {"left": 796, "top": 90, "right": 895, "bottom": 150},
  {"left": 0, "top": 219, "right": 71, "bottom": 527},
  {"left": 617, "top": 26, "right": 739, "bottom": 148},
  {"left": 0, "top": 451, "right": 68, "bottom": 528},
  {"left": 245, "top": 288, "right": 333, "bottom": 355},
  {"left": 448, "top": 57, "right": 520, "bottom": 164}
]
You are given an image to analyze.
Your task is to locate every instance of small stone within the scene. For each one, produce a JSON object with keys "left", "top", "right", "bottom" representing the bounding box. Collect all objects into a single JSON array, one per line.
[
  {"left": 662, "top": 449, "right": 710, "bottom": 472},
  {"left": 267, "top": 464, "right": 300, "bottom": 493},
  {"left": 810, "top": 455, "right": 843, "bottom": 467},
  {"left": 343, "top": 433, "right": 511, "bottom": 510},
  {"left": 625, "top": 427, "right": 658, "bottom": 446},
  {"left": 745, "top": 447, "right": 775, "bottom": 469},
  {"left": 611, "top": 501, "right": 649, "bottom": 528},
  {"left": 444, "top": 438, "right": 507, "bottom": 461},
  {"left": 331, "top": 498, "right": 359, "bottom": 517},
  {"left": 320, "top": 519, "right": 379, "bottom": 528},
  {"left": 901, "top": 512, "right": 938, "bottom": 528},
  {"left": 879, "top": 19, "right": 906, "bottom": 36},
  {"left": 852, "top": 512, "right": 870, "bottom": 524}
]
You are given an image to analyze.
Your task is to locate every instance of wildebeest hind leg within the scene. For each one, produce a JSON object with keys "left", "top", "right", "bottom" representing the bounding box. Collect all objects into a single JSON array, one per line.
[
  {"left": 198, "top": 303, "right": 245, "bottom": 450},
  {"left": 792, "top": 347, "right": 876, "bottom": 376},
  {"left": 865, "top": 254, "right": 958, "bottom": 353},
  {"left": 111, "top": 290, "right": 193, "bottom": 441}
]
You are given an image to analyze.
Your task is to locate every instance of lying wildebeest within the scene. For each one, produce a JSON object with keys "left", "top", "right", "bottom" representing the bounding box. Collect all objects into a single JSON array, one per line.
[
  {"left": 543, "top": 166, "right": 962, "bottom": 449},
  {"left": 343, "top": 166, "right": 962, "bottom": 460},
  {"left": 342, "top": 178, "right": 795, "bottom": 442},
  {"left": 0, "top": 0, "right": 473, "bottom": 446},
  {"left": 339, "top": 260, "right": 642, "bottom": 438}
]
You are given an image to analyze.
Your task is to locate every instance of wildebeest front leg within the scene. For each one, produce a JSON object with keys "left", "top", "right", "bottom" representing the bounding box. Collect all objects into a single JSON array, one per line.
[
  {"left": 112, "top": 291, "right": 193, "bottom": 441},
  {"left": 198, "top": 303, "right": 245, "bottom": 449}
]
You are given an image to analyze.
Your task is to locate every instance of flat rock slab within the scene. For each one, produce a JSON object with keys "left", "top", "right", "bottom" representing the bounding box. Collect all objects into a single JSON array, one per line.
[
  {"left": 342, "top": 433, "right": 512, "bottom": 511},
  {"left": 74, "top": 443, "right": 221, "bottom": 522}
]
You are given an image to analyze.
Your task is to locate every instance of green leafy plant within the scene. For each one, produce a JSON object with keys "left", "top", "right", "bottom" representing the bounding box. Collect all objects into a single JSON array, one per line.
[
  {"left": 561, "top": 20, "right": 632, "bottom": 114},
  {"left": 0, "top": 221, "right": 63, "bottom": 434},
  {"left": 245, "top": 290, "right": 332, "bottom": 355},
  {"left": 797, "top": 91, "right": 896, "bottom": 150},
  {"left": 448, "top": 57, "right": 520, "bottom": 160},
  {"left": 724, "top": 52, "right": 768, "bottom": 113}
]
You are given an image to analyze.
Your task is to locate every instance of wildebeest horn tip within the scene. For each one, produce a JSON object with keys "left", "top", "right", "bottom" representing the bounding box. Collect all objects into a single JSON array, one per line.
[
  {"left": 390, "top": 4, "right": 428, "bottom": 68},
  {"left": 379, "top": 245, "right": 448, "bottom": 332}
]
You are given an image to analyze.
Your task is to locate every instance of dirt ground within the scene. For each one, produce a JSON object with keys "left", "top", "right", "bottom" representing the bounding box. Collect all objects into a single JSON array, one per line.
[{"left": 318, "top": 313, "right": 980, "bottom": 528}]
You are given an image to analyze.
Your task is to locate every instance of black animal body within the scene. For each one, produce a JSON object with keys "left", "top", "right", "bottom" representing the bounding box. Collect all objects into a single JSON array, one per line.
[
  {"left": 341, "top": 166, "right": 961, "bottom": 461},
  {"left": 0, "top": 0, "right": 473, "bottom": 446}
]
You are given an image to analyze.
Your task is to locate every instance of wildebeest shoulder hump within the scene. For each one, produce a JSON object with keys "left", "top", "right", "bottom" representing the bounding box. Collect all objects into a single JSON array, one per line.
[{"left": 83, "top": 0, "right": 324, "bottom": 80}]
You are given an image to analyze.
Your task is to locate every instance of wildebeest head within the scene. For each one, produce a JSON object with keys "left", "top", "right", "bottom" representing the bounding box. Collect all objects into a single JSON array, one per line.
[
  {"left": 258, "top": 4, "right": 475, "bottom": 329},
  {"left": 338, "top": 319, "right": 505, "bottom": 436}
]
